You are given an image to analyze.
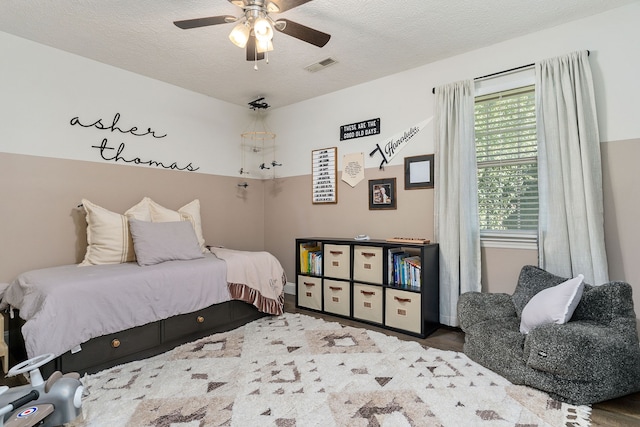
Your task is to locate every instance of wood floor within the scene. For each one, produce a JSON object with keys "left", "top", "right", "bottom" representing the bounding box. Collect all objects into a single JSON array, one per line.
[{"left": 284, "top": 294, "right": 640, "bottom": 427}]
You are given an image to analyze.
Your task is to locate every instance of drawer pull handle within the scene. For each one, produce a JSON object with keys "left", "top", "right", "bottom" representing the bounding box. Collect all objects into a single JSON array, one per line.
[
  {"left": 394, "top": 296, "right": 412, "bottom": 303},
  {"left": 111, "top": 339, "right": 121, "bottom": 348},
  {"left": 361, "top": 252, "right": 376, "bottom": 257},
  {"left": 329, "top": 286, "right": 342, "bottom": 291},
  {"left": 361, "top": 290, "right": 376, "bottom": 296},
  {"left": 304, "top": 282, "right": 316, "bottom": 287},
  {"left": 330, "top": 251, "right": 343, "bottom": 255},
  {"left": 197, "top": 316, "right": 205, "bottom": 323}
]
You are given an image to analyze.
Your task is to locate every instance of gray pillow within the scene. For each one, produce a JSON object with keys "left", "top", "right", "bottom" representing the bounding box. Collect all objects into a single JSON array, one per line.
[{"left": 128, "top": 218, "right": 204, "bottom": 266}]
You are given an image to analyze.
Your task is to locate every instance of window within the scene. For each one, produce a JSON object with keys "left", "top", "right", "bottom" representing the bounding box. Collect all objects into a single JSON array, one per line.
[{"left": 474, "top": 85, "right": 538, "bottom": 248}]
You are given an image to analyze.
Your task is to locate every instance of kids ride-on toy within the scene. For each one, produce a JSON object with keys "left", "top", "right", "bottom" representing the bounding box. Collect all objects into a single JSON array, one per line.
[{"left": 0, "top": 354, "right": 83, "bottom": 427}]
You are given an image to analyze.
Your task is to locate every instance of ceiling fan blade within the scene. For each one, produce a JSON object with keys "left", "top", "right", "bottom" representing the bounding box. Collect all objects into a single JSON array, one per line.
[
  {"left": 173, "top": 16, "right": 236, "bottom": 30},
  {"left": 268, "top": 0, "right": 314, "bottom": 13},
  {"left": 275, "top": 19, "right": 330, "bottom": 47},
  {"left": 246, "top": 35, "right": 265, "bottom": 61}
]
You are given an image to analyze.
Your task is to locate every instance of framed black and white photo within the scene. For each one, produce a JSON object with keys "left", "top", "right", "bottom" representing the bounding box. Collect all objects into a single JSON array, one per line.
[
  {"left": 369, "top": 178, "right": 397, "bottom": 210},
  {"left": 404, "top": 154, "right": 434, "bottom": 189}
]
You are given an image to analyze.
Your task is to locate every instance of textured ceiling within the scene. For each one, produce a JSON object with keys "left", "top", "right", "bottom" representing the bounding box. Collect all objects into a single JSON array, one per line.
[{"left": 1, "top": 0, "right": 636, "bottom": 108}]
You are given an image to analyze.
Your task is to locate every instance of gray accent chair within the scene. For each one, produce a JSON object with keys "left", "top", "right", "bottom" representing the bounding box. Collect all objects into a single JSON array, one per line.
[{"left": 458, "top": 265, "right": 640, "bottom": 405}]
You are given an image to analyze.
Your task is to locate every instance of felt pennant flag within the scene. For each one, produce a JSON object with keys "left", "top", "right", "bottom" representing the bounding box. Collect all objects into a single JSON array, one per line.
[{"left": 369, "top": 117, "right": 433, "bottom": 169}]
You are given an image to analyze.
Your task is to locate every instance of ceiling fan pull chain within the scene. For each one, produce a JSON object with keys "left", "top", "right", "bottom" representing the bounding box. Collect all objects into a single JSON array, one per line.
[{"left": 254, "top": 44, "right": 259, "bottom": 70}]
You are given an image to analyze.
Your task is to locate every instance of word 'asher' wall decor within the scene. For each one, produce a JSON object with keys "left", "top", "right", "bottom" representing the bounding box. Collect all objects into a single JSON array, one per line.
[{"left": 312, "top": 147, "right": 337, "bottom": 204}]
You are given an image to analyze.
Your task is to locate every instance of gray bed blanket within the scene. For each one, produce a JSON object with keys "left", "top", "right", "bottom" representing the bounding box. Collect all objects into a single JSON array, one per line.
[{"left": 5, "top": 253, "right": 230, "bottom": 359}]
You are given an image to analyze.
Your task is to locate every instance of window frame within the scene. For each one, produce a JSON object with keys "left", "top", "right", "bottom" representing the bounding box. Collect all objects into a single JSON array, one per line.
[{"left": 474, "top": 69, "right": 538, "bottom": 250}]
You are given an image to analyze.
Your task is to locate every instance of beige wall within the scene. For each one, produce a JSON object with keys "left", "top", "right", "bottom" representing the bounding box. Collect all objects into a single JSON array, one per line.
[
  {"left": 0, "top": 152, "right": 265, "bottom": 282},
  {"left": 263, "top": 139, "right": 640, "bottom": 329},
  {"left": 480, "top": 248, "right": 538, "bottom": 294},
  {"left": 602, "top": 138, "right": 640, "bottom": 318},
  {"left": 264, "top": 165, "right": 434, "bottom": 284},
  {"left": 2, "top": 140, "right": 639, "bottom": 329},
  {"left": 262, "top": 164, "right": 541, "bottom": 295}
]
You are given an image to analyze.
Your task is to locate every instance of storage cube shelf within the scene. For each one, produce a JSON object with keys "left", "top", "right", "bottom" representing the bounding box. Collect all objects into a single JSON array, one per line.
[{"left": 296, "top": 238, "right": 440, "bottom": 338}]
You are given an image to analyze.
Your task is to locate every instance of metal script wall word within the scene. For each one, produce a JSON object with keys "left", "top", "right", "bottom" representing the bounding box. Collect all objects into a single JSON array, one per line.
[{"left": 69, "top": 113, "right": 200, "bottom": 172}]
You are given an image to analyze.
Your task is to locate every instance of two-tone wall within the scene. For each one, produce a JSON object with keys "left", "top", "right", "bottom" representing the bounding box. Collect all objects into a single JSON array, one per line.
[
  {"left": 1, "top": 5, "right": 639, "bottom": 325},
  {"left": 0, "top": 30, "right": 267, "bottom": 281},
  {"left": 263, "top": 4, "right": 640, "bottom": 318}
]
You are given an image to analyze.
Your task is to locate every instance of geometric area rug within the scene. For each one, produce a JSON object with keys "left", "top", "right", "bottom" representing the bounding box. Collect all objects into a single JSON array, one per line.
[{"left": 69, "top": 313, "right": 591, "bottom": 426}]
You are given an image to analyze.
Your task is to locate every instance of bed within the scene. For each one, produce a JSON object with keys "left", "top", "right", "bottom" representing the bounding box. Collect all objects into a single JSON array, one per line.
[{"left": 2, "top": 197, "right": 286, "bottom": 377}]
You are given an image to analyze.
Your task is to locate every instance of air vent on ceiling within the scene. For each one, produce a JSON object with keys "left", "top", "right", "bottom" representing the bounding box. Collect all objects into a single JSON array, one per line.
[{"left": 304, "top": 57, "right": 338, "bottom": 73}]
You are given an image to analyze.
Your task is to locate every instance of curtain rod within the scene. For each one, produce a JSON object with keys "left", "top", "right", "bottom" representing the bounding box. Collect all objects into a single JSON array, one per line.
[{"left": 431, "top": 50, "right": 590, "bottom": 94}]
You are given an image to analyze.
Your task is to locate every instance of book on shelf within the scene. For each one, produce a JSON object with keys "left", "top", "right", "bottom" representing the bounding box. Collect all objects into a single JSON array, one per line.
[
  {"left": 300, "top": 243, "right": 322, "bottom": 275},
  {"left": 388, "top": 248, "right": 404, "bottom": 283},
  {"left": 403, "top": 256, "right": 422, "bottom": 290},
  {"left": 310, "top": 250, "right": 322, "bottom": 275},
  {"left": 388, "top": 248, "right": 422, "bottom": 290}
]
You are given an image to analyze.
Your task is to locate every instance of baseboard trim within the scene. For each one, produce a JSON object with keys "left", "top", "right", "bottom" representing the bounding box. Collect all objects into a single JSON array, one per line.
[{"left": 284, "top": 281, "right": 296, "bottom": 295}]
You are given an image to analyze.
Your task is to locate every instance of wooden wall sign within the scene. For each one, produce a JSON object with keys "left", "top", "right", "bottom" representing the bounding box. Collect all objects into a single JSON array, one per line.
[
  {"left": 340, "top": 118, "right": 380, "bottom": 141},
  {"left": 312, "top": 147, "right": 338, "bottom": 204}
]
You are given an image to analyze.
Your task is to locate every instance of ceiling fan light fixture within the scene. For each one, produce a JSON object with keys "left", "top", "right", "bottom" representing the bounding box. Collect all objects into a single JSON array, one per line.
[
  {"left": 253, "top": 17, "right": 274, "bottom": 42},
  {"left": 175, "top": 0, "right": 331, "bottom": 65},
  {"left": 229, "top": 22, "right": 250, "bottom": 48},
  {"left": 256, "top": 39, "right": 274, "bottom": 53}
]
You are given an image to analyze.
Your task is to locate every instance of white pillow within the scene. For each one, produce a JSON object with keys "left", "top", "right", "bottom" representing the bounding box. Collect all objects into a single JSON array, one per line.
[
  {"left": 148, "top": 199, "right": 206, "bottom": 253},
  {"left": 124, "top": 197, "right": 153, "bottom": 222},
  {"left": 128, "top": 219, "right": 204, "bottom": 266},
  {"left": 80, "top": 198, "right": 206, "bottom": 265},
  {"left": 519, "top": 274, "right": 585, "bottom": 334},
  {"left": 80, "top": 199, "right": 147, "bottom": 265}
]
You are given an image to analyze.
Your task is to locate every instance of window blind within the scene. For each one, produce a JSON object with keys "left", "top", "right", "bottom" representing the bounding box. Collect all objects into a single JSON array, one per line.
[{"left": 475, "top": 85, "right": 538, "bottom": 231}]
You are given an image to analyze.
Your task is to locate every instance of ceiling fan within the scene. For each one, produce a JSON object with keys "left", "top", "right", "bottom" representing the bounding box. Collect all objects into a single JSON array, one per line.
[{"left": 174, "top": 0, "right": 331, "bottom": 63}]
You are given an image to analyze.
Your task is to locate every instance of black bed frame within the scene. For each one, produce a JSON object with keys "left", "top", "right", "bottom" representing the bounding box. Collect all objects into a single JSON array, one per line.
[{"left": 8, "top": 300, "right": 267, "bottom": 377}]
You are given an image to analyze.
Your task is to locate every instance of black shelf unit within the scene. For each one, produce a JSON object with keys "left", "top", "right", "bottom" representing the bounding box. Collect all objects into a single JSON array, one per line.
[{"left": 295, "top": 237, "right": 440, "bottom": 338}]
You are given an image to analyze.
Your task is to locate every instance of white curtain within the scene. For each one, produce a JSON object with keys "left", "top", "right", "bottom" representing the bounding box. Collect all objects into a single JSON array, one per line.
[
  {"left": 434, "top": 80, "right": 481, "bottom": 326},
  {"left": 536, "top": 50, "right": 609, "bottom": 285}
]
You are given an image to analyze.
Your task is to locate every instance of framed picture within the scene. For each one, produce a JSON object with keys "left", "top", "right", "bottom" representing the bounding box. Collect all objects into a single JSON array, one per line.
[
  {"left": 404, "top": 154, "right": 434, "bottom": 189},
  {"left": 369, "top": 178, "right": 397, "bottom": 210}
]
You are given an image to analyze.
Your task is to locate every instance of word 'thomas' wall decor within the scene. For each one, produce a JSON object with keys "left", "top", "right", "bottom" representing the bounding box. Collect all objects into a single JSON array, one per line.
[{"left": 69, "top": 112, "right": 200, "bottom": 172}]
